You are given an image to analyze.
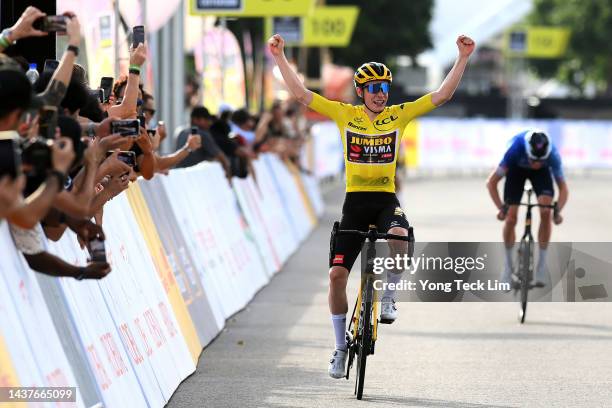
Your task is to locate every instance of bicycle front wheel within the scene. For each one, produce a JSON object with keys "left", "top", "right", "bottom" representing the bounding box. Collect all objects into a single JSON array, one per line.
[
  {"left": 355, "top": 280, "right": 373, "bottom": 400},
  {"left": 518, "top": 239, "right": 532, "bottom": 324}
]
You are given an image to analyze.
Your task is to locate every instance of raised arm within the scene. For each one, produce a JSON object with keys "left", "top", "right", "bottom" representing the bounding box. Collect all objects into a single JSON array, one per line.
[
  {"left": 268, "top": 34, "right": 312, "bottom": 105},
  {"left": 108, "top": 44, "right": 146, "bottom": 119},
  {"left": 431, "top": 35, "right": 475, "bottom": 107},
  {"left": 39, "top": 14, "right": 81, "bottom": 106}
]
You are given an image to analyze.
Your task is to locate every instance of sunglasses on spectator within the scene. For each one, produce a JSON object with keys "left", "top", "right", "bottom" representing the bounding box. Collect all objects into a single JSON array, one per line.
[
  {"left": 143, "top": 108, "right": 156, "bottom": 116},
  {"left": 364, "top": 82, "right": 390, "bottom": 94}
]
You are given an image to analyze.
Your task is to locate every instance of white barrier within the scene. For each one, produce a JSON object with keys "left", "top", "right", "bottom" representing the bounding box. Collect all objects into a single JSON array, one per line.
[
  {"left": 310, "top": 118, "right": 612, "bottom": 175},
  {"left": 0, "top": 154, "right": 323, "bottom": 408}
]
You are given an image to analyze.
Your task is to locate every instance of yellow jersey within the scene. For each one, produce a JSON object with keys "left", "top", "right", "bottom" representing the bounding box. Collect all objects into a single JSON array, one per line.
[{"left": 308, "top": 92, "right": 436, "bottom": 193}]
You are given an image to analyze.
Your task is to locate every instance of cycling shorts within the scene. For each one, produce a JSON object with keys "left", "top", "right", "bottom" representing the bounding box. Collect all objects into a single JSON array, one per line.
[
  {"left": 329, "top": 192, "right": 410, "bottom": 271},
  {"left": 504, "top": 166, "right": 554, "bottom": 205}
]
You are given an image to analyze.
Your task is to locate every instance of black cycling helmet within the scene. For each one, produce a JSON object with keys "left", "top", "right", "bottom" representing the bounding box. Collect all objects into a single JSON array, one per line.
[{"left": 524, "top": 131, "right": 551, "bottom": 160}]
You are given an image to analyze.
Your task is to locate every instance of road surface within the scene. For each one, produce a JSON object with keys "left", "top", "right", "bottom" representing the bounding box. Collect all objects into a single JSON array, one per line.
[{"left": 168, "top": 175, "right": 612, "bottom": 407}]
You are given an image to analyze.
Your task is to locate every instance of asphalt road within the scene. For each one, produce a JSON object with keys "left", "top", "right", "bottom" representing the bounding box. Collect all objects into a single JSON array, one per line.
[{"left": 167, "top": 175, "right": 612, "bottom": 408}]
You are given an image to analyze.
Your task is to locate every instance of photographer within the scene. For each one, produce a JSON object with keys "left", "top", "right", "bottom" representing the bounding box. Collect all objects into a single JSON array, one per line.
[{"left": 0, "top": 69, "right": 74, "bottom": 229}]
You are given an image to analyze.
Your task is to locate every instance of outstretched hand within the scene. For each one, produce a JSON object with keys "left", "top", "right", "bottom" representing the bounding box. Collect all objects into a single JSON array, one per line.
[
  {"left": 267, "top": 34, "right": 285, "bottom": 57},
  {"left": 456, "top": 35, "right": 475, "bottom": 58}
]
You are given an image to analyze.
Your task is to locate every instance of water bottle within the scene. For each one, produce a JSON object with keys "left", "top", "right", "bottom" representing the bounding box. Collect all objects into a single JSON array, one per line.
[{"left": 25, "top": 63, "right": 39, "bottom": 85}]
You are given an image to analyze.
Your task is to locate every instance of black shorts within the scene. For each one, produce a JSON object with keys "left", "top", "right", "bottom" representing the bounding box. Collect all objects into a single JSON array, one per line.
[
  {"left": 329, "top": 192, "right": 410, "bottom": 271},
  {"left": 504, "top": 166, "right": 554, "bottom": 205}
]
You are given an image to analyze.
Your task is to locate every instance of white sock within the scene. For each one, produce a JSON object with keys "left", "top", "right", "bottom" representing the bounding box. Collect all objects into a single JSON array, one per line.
[
  {"left": 384, "top": 271, "right": 403, "bottom": 300},
  {"left": 331, "top": 314, "right": 347, "bottom": 351},
  {"left": 537, "top": 248, "right": 548, "bottom": 275},
  {"left": 504, "top": 246, "right": 514, "bottom": 273}
]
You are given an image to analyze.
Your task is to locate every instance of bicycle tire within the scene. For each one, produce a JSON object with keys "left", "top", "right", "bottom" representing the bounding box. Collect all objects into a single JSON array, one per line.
[
  {"left": 518, "top": 239, "right": 532, "bottom": 324},
  {"left": 355, "top": 279, "right": 373, "bottom": 400}
]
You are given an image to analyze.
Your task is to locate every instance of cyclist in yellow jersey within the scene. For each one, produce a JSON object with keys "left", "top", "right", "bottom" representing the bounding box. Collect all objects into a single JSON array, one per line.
[{"left": 268, "top": 33, "right": 475, "bottom": 379}]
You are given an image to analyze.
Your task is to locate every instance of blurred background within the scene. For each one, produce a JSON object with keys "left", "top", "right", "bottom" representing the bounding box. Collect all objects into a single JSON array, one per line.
[{"left": 3, "top": 0, "right": 611, "bottom": 186}]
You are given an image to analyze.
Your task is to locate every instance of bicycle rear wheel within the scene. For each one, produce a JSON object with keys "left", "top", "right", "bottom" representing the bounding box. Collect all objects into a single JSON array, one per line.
[
  {"left": 518, "top": 239, "right": 532, "bottom": 324},
  {"left": 355, "top": 280, "right": 373, "bottom": 400}
]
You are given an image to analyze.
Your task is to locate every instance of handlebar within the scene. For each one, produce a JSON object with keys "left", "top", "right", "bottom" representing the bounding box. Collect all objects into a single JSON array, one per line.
[{"left": 336, "top": 228, "right": 412, "bottom": 242}]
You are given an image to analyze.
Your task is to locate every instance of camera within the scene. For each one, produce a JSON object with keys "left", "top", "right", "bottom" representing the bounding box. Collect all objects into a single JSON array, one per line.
[
  {"left": 38, "top": 106, "right": 58, "bottom": 140},
  {"left": 33, "top": 15, "right": 68, "bottom": 33},
  {"left": 0, "top": 132, "right": 22, "bottom": 180},
  {"left": 110, "top": 119, "right": 140, "bottom": 137},
  {"left": 99, "top": 77, "right": 114, "bottom": 103},
  {"left": 87, "top": 238, "right": 106, "bottom": 263},
  {"left": 106, "top": 150, "right": 136, "bottom": 167},
  {"left": 132, "top": 25, "right": 145, "bottom": 48},
  {"left": 90, "top": 88, "right": 104, "bottom": 104},
  {"left": 43, "top": 59, "right": 59, "bottom": 75}
]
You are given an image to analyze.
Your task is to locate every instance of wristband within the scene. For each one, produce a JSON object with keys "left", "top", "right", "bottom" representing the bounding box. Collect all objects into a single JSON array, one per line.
[
  {"left": 0, "top": 29, "right": 15, "bottom": 47},
  {"left": 75, "top": 266, "right": 86, "bottom": 280},
  {"left": 48, "top": 170, "right": 67, "bottom": 192},
  {"left": 129, "top": 65, "right": 141, "bottom": 75},
  {"left": 67, "top": 44, "right": 79, "bottom": 56}
]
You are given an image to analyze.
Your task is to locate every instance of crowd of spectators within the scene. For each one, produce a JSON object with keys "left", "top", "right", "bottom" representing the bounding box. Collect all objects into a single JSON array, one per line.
[{"left": 0, "top": 7, "right": 312, "bottom": 282}]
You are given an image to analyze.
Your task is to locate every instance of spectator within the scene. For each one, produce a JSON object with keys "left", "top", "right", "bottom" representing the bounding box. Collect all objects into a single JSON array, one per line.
[
  {"left": 209, "top": 109, "right": 256, "bottom": 178},
  {"left": 175, "top": 106, "right": 231, "bottom": 177}
]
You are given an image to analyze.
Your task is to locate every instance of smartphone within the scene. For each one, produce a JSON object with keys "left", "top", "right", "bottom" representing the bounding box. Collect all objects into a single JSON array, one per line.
[
  {"left": 88, "top": 238, "right": 106, "bottom": 263},
  {"left": 132, "top": 25, "right": 145, "bottom": 48},
  {"left": 34, "top": 15, "right": 68, "bottom": 33},
  {"left": 39, "top": 106, "right": 58, "bottom": 139},
  {"left": 90, "top": 89, "right": 104, "bottom": 104},
  {"left": 43, "top": 59, "right": 60, "bottom": 75},
  {"left": 0, "top": 133, "right": 21, "bottom": 180},
  {"left": 110, "top": 119, "right": 140, "bottom": 137},
  {"left": 138, "top": 115, "right": 146, "bottom": 129},
  {"left": 99, "top": 77, "right": 114, "bottom": 103},
  {"left": 118, "top": 151, "right": 136, "bottom": 167}
]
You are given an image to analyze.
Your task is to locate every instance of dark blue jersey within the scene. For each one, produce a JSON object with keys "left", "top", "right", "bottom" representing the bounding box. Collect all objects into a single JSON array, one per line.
[{"left": 497, "top": 131, "right": 564, "bottom": 182}]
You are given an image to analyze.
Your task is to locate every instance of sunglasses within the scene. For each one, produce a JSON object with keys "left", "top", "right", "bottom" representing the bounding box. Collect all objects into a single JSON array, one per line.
[
  {"left": 364, "top": 82, "right": 390, "bottom": 94},
  {"left": 143, "top": 108, "right": 156, "bottom": 116}
]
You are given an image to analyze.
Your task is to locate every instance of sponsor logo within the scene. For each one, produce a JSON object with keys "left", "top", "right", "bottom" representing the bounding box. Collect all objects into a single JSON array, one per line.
[
  {"left": 351, "top": 175, "right": 391, "bottom": 186},
  {"left": 394, "top": 207, "right": 404, "bottom": 216},
  {"left": 348, "top": 121, "right": 368, "bottom": 131},
  {"left": 373, "top": 115, "right": 398, "bottom": 131},
  {"left": 333, "top": 254, "right": 345, "bottom": 264},
  {"left": 346, "top": 130, "right": 397, "bottom": 164},
  {"left": 353, "top": 116, "right": 364, "bottom": 123},
  {"left": 389, "top": 221, "right": 401, "bottom": 227}
]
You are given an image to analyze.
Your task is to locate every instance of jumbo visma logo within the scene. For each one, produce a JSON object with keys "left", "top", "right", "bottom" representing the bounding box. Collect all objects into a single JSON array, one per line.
[{"left": 346, "top": 130, "right": 397, "bottom": 164}]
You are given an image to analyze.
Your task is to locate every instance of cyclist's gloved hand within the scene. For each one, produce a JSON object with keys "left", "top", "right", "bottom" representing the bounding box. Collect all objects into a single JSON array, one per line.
[
  {"left": 497, "top": 204, "right": 509, "bottom": 221},
  {"left": 553, "top": 202, "right": 563, "bottom": 225}
]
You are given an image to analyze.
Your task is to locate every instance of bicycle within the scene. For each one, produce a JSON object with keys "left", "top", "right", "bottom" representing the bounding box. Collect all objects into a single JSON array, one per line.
[
  {"left": 330, "top": 222, "right": 414, "bottom": 400},
  {"left": 507, "top": 188, "right": 558, "bottom": 324}
]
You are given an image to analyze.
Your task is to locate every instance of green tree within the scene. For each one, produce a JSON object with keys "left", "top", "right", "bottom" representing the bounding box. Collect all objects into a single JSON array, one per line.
[
  {"left": 327, "top": 0, "right": 433, "bottom": 69},
  {"left": 528, "top": 0, "right": 612, "bottom": 95}
]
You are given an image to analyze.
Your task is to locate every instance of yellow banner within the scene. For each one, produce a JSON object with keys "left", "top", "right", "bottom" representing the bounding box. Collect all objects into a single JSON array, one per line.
[
  {"left": 190, "top": 0, "right": 313, "bottom": 17},
  {"left": 302, "top": 6, "right": 359, "bottom": 47},
  {"left": 126, "top": 184, "right": 202, "bottom": 362},
  {"left": 266, "top": 6, "right": 359, "bottom": 47},
  {"left": 0, "top": 334, "right": 20, "bottom": 408},
  {"left": 506, "top": 26, "right": 570, "bottom": 58}
]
